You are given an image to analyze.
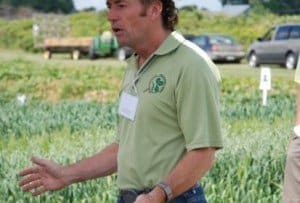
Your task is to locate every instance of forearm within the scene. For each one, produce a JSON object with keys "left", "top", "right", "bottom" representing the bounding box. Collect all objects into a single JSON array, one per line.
[
  {"left": 164, "top": 148, "right": 215, "bottom": 197},
  {"left": 149, "top": 148, "right": 215, "bottom": 202},
  {"left": 295, "top": 86, "right": 300, "bottom": 125},
  {"left": 63, "top": 143, "right": 118, "bottom": 185}
]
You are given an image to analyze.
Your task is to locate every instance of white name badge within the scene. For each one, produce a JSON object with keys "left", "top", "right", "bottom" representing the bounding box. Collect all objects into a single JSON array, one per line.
[{"left": 118, "top": 92, "right": 139, "bottom": 121}]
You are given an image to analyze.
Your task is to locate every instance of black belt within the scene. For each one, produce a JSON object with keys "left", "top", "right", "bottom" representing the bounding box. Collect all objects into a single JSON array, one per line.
[{"left": 119, "top": 188, "right": 152, "bottom": 203}]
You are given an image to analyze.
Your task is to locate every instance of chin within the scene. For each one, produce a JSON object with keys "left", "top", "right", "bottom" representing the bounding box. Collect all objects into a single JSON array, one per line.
[
  {"left": 119, "top": 41, "right": 130, "bottom": 48},
  {"left": 115, "top": 38, "right": 124, "bottom": 45}
]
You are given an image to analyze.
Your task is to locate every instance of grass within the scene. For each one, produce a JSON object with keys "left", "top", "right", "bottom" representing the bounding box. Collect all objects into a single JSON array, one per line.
[
  {"left": 0, "top": 50, "right": 127, "bottom": 102},
  {"left": 218, "top": 63, "right": 295, "bottom": 80},
  {"left": 0, "top": 49, "right": 127, "bottom": 69}
]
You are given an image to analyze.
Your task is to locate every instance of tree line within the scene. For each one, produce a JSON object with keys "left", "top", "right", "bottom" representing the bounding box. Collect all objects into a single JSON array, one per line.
[
  {"left": 1, "top": 0, "right": 300, "bottom": 15},
  {"left": 0, "top": 0, "right": 74, "bottom": 14},
  {"left": 220, "top": 0, "right": 300, "bottom": 15}
]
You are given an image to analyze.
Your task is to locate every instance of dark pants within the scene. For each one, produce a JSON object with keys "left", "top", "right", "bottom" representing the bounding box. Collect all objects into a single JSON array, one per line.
[{"left": 117, "top": 184, "right": 207, "bottom": 203}]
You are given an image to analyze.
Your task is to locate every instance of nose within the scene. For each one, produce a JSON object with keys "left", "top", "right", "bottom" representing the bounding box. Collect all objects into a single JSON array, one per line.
[{"left": 107, "top": 7, "right": 118, "bottom": 23}]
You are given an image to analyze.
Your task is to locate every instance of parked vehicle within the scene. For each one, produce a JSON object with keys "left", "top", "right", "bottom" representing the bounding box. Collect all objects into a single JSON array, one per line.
[
  {"left": 185, "top": 34, "right": 245, "bottom": 63},
  {"left": 247, "top": 23, "right": 300, "bottom": 69},
  {"left": 43, "top": 31, "right": 132, "bottom": 60}
]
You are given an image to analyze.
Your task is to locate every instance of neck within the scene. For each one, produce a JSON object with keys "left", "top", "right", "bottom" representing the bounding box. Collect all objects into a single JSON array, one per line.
[{"left": 135, "top": 29, "right": 172, "bottom": 67}]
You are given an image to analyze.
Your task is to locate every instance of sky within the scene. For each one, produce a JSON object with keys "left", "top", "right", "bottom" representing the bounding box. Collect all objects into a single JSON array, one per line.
[{"left": 73, "top": 0, "right": 223, "bottom": 12}]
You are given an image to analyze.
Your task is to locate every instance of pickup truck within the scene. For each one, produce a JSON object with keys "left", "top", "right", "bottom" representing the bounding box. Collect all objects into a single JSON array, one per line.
[
  {"left": 43, "top": 32, "right": 132, "bottom": 60},
  {"left": 247, "top": 24, "right": 300, "bottom": 69}
]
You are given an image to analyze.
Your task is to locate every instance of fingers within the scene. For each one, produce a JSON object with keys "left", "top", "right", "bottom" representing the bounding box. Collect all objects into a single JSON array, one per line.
[
  {"left": 21, "top": 178, "right": 48, "bottom": 196},
  {"left": 32, "top": 186, "right": 47, "bottom": 196},
  {"left": 21, "top": 178, "right": 43, "bottom": 192},
  {"left": 20, "top": 175, "right": 48, "bottom": 196},
  {"left": 19, "top": 166, "right": 40, "bottom": 177},
  {"left": 19, "top": 173, "right": 41, "bottom": 187},
  {"left": 18, "top": 157, "right": 51, "bottom": 196},
  {"left": 134, "top": 194, "right": 150, "bottom": 203},
  {"left": 31, "top": 156, "right": 48, "bottom": 167},
  {"left": 19, "top": 156, "right": 47, "bottom": 177}
]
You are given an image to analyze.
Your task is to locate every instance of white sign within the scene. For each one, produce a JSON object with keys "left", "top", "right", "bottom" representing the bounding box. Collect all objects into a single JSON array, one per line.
[
  {"left": 17, "top": 94, "right": 26, "bottom": 105},
  {"left": 32, "top": 24, "right": 39, "bottom": 37},
  {"left": 259, "top": 67, "right": 271, "bottom": 90},
  {"left": 259, "top": 67, "right": 271, "bottom": 106}
]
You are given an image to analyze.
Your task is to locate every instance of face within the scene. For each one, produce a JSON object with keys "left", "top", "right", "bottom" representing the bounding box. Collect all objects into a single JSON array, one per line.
[{"left": 106, "top": 0, "right": 153, "bottom": 48}]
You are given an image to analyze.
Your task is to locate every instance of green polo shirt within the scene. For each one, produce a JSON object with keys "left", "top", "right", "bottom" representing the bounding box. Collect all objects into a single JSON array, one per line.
[{"left": 116, "top": 31, "right": 223, "bottom": 190}]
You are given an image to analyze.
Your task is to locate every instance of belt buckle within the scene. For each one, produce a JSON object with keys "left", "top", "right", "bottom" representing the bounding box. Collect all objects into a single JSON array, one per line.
[{"left": 121, "top": 189, "right": 139, "bottom": 203}]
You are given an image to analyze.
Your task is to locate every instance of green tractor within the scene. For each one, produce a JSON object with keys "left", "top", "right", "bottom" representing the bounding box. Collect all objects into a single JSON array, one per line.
[{"left": 89, "top": 31, "right": 132, "bottom": 60}]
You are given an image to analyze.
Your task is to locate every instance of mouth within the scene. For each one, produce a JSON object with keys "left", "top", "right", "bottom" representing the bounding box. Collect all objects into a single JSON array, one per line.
[{"left": 112, "top": 27, "right": 123, "bottom": 35}]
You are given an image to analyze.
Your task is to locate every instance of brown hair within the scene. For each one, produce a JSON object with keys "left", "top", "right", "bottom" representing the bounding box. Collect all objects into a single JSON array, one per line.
[{"left": 140, "top": 0, "right": 178, "bottom": 31}]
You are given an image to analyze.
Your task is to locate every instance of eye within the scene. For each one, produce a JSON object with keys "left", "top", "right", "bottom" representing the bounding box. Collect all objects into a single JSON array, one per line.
[{"left": 117, "top": 3, "right": 127, "bottom": 8}]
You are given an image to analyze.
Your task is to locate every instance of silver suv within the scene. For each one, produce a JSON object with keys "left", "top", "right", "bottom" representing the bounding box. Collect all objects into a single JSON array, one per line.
[{"left": 247, "top": 24, "right": 300, "bottom": 69}]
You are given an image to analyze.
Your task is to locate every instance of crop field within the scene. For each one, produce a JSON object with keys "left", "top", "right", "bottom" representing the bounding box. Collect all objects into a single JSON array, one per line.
[{"left": 0, "top": 50, "right": 297, "bottom": 203}]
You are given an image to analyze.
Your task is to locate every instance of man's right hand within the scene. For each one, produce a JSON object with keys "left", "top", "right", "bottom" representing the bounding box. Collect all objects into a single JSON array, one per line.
[{"left": 19, "top": 156, "right": 69, "bottom": 196}]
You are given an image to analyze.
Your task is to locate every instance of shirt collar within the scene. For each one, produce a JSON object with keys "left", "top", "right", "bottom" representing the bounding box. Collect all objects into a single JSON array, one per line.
[
  {"left": 126, "top": 31, "right": 184, "bottom": 65},
  {"left": 153, "top": 31, "right": 185, "bottom": 56}
]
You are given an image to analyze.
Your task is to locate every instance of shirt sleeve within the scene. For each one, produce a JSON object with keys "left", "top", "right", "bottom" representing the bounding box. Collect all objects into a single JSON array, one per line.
[{"left": 175, "top": 61, "right": 223, "bottom": 151}]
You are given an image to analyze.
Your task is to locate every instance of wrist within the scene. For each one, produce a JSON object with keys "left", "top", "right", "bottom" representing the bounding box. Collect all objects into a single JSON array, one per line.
[
  {"left": 148, "top": 187, "right": 167, "bottom": 203},
  {"left": 61, "top": 166, "right": 77, "bottom": 186}
]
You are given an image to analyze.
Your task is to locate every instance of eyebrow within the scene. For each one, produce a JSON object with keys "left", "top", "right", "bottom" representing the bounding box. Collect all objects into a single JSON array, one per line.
[{"left": 106, "top": 0, "right": 124, "bottom": 7}]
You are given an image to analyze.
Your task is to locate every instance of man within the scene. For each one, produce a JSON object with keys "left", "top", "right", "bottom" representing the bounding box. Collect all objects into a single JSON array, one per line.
[
  {"left": 282, "top": 56, "right": 300, "bottom": 203},
  {"left": 19, "top": 0, "right": 223, "bottom": 202}
]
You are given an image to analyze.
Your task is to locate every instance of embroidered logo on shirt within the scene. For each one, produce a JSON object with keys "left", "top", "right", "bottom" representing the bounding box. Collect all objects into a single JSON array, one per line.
[{"left": 148, "top": 74, "right": 166, "bottom": 93}]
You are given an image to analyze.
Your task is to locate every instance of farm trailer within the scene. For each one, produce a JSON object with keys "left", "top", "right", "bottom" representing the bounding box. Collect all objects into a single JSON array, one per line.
[{"left": 43, "top": 35, "right": 129, "bottom": 60}]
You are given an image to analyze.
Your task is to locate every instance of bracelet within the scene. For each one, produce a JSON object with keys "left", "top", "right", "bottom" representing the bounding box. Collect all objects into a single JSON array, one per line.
[{"left": 157, "top": 182, "right": 173, "bottom": 201}]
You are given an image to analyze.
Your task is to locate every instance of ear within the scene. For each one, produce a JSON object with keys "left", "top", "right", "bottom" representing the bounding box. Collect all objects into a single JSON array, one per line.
[{"left": 149, "top": 0, "right": 163, "bottom": 19}]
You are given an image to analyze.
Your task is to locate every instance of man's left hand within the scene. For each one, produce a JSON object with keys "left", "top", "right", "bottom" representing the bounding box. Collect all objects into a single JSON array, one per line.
[
  {"left": 134, "top": 194, "right": 154, "bottom": 203},
  {"left": 134, "top": 186, "right": 166, "bottom": 203}
]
